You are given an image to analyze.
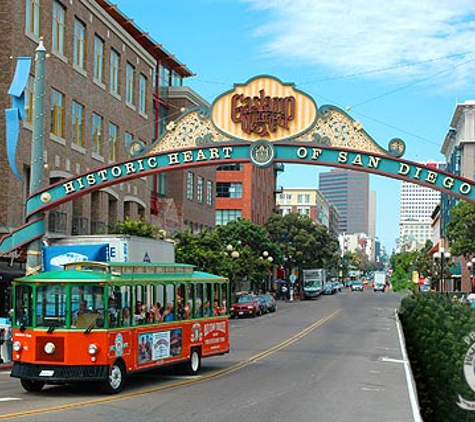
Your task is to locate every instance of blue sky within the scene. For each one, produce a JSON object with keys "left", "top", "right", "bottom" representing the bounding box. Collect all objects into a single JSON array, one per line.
[{"left": 114, "top": 0, "right": 475, "bottom": 252}]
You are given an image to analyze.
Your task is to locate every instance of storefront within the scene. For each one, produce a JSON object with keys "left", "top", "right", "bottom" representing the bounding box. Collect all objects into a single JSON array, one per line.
[{"left": 0, "top": 253, "right": 26, "bottom": 318}]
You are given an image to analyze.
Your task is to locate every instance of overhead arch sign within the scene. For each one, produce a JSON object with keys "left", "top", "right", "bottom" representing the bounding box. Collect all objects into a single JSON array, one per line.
[{"left": 0, "top": 75, "right": 471, "bottom": 254}]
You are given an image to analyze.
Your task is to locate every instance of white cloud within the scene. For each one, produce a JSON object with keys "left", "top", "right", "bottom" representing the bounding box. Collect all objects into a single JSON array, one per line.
[{"left": 240, "top": 0, "right": 475, "bottom": 86}]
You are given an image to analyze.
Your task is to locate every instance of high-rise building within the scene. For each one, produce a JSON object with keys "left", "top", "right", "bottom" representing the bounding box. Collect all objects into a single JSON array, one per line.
[
  {"left": 318, "top": 169, "right": 369, "bottom": 235},
  {"left": 398, "top": 162, "right": 442, "bottom": 251}
]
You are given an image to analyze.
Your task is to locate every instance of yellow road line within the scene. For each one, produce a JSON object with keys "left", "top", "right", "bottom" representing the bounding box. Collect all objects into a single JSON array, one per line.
[{"left": 0, "top": 308, "right": 340, "bottom": 420}]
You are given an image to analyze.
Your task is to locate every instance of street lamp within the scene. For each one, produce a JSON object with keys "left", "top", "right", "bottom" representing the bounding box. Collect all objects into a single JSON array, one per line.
[
  {"left": 433, "top": 247, "right": 451, "bottom": 293},
  {"left": 226, "top": 244, "right": 240, "bottom": 296},
  {"left": 260, "top": 251, "right": 274, "bottom": 292},
  {"left": 466, "top": 257, "right": 475, "bottom": 292}
]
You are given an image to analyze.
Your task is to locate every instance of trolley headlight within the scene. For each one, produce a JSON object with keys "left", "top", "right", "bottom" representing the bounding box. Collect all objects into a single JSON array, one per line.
[
  {"left": 44, "top": 342, "right": 55, "bottom": 355},
  {"left": 88, "top": 344, "right": 99, "bottom": 355},
  {"left": 12, "top": 341, "right": 22, "bottom": 352}
]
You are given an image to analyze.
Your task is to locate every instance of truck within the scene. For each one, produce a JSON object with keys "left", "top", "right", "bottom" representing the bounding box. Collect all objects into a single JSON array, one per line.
[
  {"left": 43, "top": 235, "right": 175, "bottom": 270},
  {"left": 302, "top": 269, "right": 326, "bottom": 299},
  {"left": 373, "top": 271, "right": 386, "bottom": 292}
]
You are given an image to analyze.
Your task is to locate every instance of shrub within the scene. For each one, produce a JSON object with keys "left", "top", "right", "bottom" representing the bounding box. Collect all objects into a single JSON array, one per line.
[{"left": 399, "top": 293, "right": 475, "bottom": 421}]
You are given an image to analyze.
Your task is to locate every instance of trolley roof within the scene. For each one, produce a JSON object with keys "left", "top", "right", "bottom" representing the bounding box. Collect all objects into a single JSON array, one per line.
[{"left": 14, "top": 261, "right": 228, "bottom": 284}]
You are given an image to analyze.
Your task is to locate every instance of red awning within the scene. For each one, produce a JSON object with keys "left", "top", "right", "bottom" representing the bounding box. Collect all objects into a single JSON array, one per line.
[{"left": 427, "top": 242, "right": 440, "bottom": 256}]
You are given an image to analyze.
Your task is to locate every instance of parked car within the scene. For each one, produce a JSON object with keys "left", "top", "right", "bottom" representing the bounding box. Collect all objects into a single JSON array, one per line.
[
  {"left": 255, "top": 295, "right": 268, "bottom": 314},
  {"left": 230, "top": 295, "right": 261, "bottom": 318},
  {"left": 374, "top": 283, "right": 386, "bottom": 292},
  {"left": 351, "top": 281, "right": 364, "bottom": 292},
  {"left": 323, "top": 281, "right": 337, "bottom": 295},
  {"left": 335, "top": 281, "right": 344, "bottom": 292},
  {"left": 256, "top": 294, "right": 277, "bottom": 313},
  {"left": 264, "top": 294, "right": 277, "bottom": 312}
]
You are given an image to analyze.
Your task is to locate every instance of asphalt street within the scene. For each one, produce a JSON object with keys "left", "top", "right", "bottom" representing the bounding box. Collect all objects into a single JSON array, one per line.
[{"left": 0, "top": 290, "right": 418, "bottom": 421}]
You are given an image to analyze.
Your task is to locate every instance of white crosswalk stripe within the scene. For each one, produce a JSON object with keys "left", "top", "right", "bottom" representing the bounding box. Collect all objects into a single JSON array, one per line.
[{"left": 0, "top": 398, "right": 22, "bottom": 402}]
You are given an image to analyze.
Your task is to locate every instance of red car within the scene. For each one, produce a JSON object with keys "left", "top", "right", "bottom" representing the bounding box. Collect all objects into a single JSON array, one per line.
[{"left": 230, "top": 295, "right": 261, "bottom": 318}]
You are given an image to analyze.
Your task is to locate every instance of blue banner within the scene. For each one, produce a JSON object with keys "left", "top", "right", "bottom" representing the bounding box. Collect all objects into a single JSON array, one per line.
[
  {"left": 43, "top": 244, "right": 109, "bottom": 271},
  {"left": 6, "top": 57, "right": 32, "bottom": 181}
]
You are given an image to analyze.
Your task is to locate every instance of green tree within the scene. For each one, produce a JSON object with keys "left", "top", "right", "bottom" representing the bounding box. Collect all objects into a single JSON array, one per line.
[
  {"left": 174, "top": 219, "right": 281, "bottom": 293},
  {"left": 446, "top": 201, "right": 475, "bottom": 257},
  {"left": 265, "top": 213, "right": 340, "bottom": 276},
  {"left": 390, "top": 250, "right": 420, "bottom": 291},
  {"left": 110, "top": 217, "right": 165, "bottom": 239}
]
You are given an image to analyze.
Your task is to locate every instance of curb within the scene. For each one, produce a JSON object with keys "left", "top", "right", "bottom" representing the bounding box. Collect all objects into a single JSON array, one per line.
[{"left": 395, "top": 309, "right": 423, "bottom": 422}]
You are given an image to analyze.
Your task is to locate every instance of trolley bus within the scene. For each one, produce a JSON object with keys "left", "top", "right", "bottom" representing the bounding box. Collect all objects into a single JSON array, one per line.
[{"left": 10, "top": 261, "right": 230, "bottom": 393}]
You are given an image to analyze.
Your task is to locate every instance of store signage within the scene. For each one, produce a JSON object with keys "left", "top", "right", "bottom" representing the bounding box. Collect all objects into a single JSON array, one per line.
[
  {"left": 230, "top": 89, "right": 296, "bottom": 136},
  {"left": 211, "top": 75, "right": 317, "bottom": 142}
]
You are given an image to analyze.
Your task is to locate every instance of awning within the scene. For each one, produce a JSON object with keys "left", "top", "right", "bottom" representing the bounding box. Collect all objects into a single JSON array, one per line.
[
  {"left": 428, "top": 242, "right": 440, "bottom": 256},
  {"left": 449, "top": 262, "right": 461, "bottom": 277}
]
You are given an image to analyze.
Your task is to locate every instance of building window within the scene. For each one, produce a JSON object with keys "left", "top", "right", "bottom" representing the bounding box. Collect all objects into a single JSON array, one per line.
[
  {"left": 216, "top": 183, "right": 242, "bottom": 198},
  {"left": 91, "top": 113, "right": 103, "bottom": 155},
  {"left": 126, "top": 62, "right": 135, "bottom": 105},
  {"left": 158, "top": 104, "right": 168, "bottom": 137},
  {"left": 216, "top": 163, "right": 242, "bottom": 171},
  {"left": 109, "top": 123, "right": 118, "bottom": 161},
  {"left": 171, "top": 71, "right": 182, "bottom": 87},
  {"left": 125, "top": 132, "right": 133, "bottom": 151},
  {"left": 52, "top": 1, "right": 65, "bottom": 56},
  {"left": 93, "top": 35, "right": 104, "bottom": 84},
  {"left": 197, "top": 177, "right": 204, "bottom": 203},
  {"left": 139, "top": 74, "right": 147, "bottom": 115},
  {"left": 207, "top": 181, "right": 213, "bottom": 206},
  {"left": 24, "top": 77, "right": 34, "bottom": 124},
  {"left": 187, "top": 171, "right": 194, "bottom": 200},
  {"left": 160, "top": 66, "right": 170, "bottom": 87},
  {"left": 158, "top": 173, "right": 167, "bottom": 196},
  {"left": 26, "top": 0, "right": 41, "bottom": 38},
  {"left": 73, "top": 18, "right": 86, "bottom": 69},
  {"left": 110, "top": 49, "right": 120, "bottom": 95},
  {"left": 71, "top": 101, "right": 84, "bottom": 147},
  {"left": 50, "top": 88, "right": 64, "bottom": 137},
  {"left": 216, "top": 210, "right": 242, "bottom": 225},
  {"left": 297, "top": 207, "right": 310, "bottom": 216}
]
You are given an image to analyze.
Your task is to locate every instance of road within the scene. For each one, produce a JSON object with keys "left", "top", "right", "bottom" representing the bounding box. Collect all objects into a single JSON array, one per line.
[{"left": 0, "top": 290, "right": 417, "bottom": 421}]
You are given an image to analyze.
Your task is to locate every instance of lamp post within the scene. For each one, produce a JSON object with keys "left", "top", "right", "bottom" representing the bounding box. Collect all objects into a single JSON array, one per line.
[
  {"left": 433, "top": 247, "right": 451, "bottom": 293},
  {"left": 466, "top": 257, "right": 475, "bottom": 292},
  {"left": 261, "top": 251, "right": 274, "bottom": 292},
  {"left": 226, "top": 244, "right": 240, "bottom": 297}
]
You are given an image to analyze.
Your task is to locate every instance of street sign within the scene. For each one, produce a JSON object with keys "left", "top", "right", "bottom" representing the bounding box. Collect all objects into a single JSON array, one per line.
[{"left": 289, "top": 274, "right": 296, "bottom": 284}]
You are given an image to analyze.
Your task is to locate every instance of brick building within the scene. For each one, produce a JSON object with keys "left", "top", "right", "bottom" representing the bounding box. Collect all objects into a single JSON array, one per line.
[
  {"left": 0, "top": 0, "right": 211, "bottom": 315},
  {"left": 215, "top": 163, "right": 276, "bottom": 227}
]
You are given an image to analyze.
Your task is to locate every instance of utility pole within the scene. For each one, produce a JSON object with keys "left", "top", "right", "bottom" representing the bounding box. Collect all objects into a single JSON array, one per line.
[{"left": 26, "top": 39, "right": 46, "bottom": 275}]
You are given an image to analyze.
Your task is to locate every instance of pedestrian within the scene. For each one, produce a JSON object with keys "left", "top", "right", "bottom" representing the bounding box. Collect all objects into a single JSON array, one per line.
[
  {"left": 281, "top": 285, "right": 288, "bottom": 301},
  {"left": 468, "top": 292, "right": 475, "bottom": 310}
]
